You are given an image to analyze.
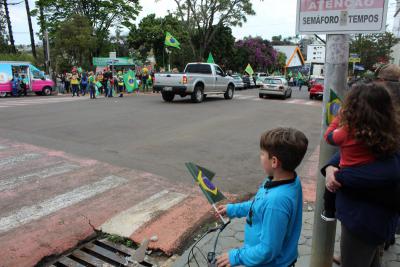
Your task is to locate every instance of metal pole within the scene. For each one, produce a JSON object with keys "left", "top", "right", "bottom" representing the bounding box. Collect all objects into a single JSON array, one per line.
[
  {"left": 310, "top": 34, "right": 349, "bottom": 267},
  {"left": 45, "top": 30, "right": 52, "bottom": 77}
]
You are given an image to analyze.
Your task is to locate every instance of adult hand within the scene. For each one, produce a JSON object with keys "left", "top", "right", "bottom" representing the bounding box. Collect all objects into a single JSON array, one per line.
[
  {"left": 326, "top": 166, "right": 341, "bottom": 192},
  {"left": 217, "top": 253, "right": 231, "bottom": 267}
]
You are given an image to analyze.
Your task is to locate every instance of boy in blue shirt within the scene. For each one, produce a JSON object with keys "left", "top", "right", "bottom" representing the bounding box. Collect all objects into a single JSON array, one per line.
[{"left": 217, "top": 127, "right": 308, "bottom": 267}]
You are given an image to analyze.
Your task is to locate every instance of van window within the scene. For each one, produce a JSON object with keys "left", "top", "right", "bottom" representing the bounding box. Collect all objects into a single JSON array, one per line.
[{"left": 185, "top": 64, "right": 212, "bottom": 74}]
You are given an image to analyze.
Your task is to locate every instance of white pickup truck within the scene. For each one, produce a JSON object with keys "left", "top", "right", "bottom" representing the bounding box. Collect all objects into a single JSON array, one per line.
[{"left": 154, "top": 63, "right": 236, "bottom": 103}]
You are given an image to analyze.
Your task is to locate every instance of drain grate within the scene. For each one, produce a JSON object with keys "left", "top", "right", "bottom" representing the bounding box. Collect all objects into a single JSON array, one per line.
[{"left": 50, "top": 239, "right": 155, "bottom": 267}]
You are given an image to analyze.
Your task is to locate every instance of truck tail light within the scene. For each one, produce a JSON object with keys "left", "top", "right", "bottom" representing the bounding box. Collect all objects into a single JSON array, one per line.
[
  {"left": 279, "top": 86, "right": 284, "bottom": 90},
  {"left": 182, "top": 76, "right": 188, "bottom": 84}
]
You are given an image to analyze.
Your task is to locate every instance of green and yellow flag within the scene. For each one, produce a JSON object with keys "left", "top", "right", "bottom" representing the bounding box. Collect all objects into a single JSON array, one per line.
[
  {"left": 165, "top": 32, "right": 180, "bottom": 49},
  {"left": 124, "top": 70, "right": 138, "bottom": 93},
  {"left": 245, "top": 64, "right": 254, "bottom": 76},
  {"left": 326, "top": 89, "right": 342, "bottom": 126},
  {"left": 207, "top": 52, "right": 215, "bottom": 64},
  {"left": 185, "top": 162, "right": 226, "bottom": 204}
]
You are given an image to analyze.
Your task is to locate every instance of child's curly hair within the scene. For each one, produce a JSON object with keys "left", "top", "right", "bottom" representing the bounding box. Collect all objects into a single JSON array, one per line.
[{"left": 341, "top": 82, "right": 400, "bottom": 158}]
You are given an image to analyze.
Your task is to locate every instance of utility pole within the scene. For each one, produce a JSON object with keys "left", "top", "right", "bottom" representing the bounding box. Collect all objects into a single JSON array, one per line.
[
  {"left": 38, "top": 1, "right": 47, "bottom": 73},
  {"left": 309, "top": 34, "right": 349, "bottom": 267},
  {"left": 45, "top": 30, "right": 52, "bottom": 79},
  {"left": 3, "top": 0, "right": 16, "bottom": 53}
]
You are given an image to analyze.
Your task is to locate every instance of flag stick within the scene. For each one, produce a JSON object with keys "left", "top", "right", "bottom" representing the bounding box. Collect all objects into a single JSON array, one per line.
[{"left": 212, "top": 203, "right": 228, "bottom": 225}]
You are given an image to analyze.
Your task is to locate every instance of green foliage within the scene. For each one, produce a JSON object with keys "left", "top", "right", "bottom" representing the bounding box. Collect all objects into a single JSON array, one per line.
[
  {"left": 171, "top": 0, "right": 255, "bottom": 60},
  {"left": 106, "top": 234, "right": 137, "bottom": 249},
  {"left": 0, "top": 53, "right": 36, "bottom": 64},
  {"left": 350, "top": 32, "right": 399, "bottom": 70},
  {"left": 128, "top": 14, "right": 191, "bottom": 70},
  {"left": 52, "top": 15, "right": 96, "bottom": 71},
  {"left": 0, "top": 2, "right": 11, "bottom": 53},
  {"left": 277, "top": 52, "right": 287, "bottom": 70},
  {"left": 36, "top": 0, "right": 142, "bottom": 56}
]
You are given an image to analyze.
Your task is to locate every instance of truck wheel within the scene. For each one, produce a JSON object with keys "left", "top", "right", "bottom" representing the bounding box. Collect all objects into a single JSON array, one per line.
[
  {"left": 259, "top": 93, "right": 264, "bottom": 98},
  {"left": 191, "top": 85, "right": 204, "bottom": 103},
  {"left": 0, "top": 92, "right": 6, "bottom": 98},
  {"left": 162, "top": 91, "right": 175, "bottom": 102},
  {"left": 42, "top": 87, "right": 52, "bottom": 96},
  {"left": 224, "top": 85, "right": 234, "bottom": 100}
]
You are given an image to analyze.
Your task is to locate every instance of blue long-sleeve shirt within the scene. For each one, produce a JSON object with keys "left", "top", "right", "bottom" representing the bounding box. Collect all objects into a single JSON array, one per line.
[{"left": 226, "top": 176, "right": 303, "bottom": 267}]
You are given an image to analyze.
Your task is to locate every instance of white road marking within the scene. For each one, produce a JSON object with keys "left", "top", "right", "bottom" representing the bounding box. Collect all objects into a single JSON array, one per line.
[
  {"left": 0, "top": 153, "right": 41, "bottom": 167},
  {"left": 0, "top": 175, "right": 127, "bottom": 233},
  {"left": 100, "top": 190, "right": 187, "bottom": 237},
  {"left": 235, "top": 95, "right": 255, "bottom": 100},
  {"left": 0, "top": 145, "right": 7, "bottom": 150},
  {"left": 0, "top": 163, "right": 80, "bottom": 192},
  {"left": 0, "top": 97, "right": 86, "bottom": 108}
]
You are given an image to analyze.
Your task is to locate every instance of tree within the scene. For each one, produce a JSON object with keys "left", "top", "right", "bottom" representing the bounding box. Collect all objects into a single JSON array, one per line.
[
  {"left": 128, "top": 14, "right": 191, "bottom": 70},
  {"left": 350, "top": 32, "right": 398, "bottom": 70},
  {"left": 169, "top": 0, "right": 255, "bottom": 60},
  {"left": 233, "top": 37, "right": 278, "bottom": 72},
  {"left": 2, "top": 0, "right": 16, "bottom": 53},
  {"left": 24, "top": 0, "right": 37, "bottom": 58},
  {"left": 52, "top": 15, "right": 96, "bottom": 71},
  {"left": 202, "top": 25, "right": 235, "bottom": 69},
  {"left": 271, "top": 35, "right": 297, "bottom": 46},
  {"left": 0, "top": 1, "right": 11, "bottom": 53},
  {"left": 37, "top": 0, "right": 142, "bottom": 56}
]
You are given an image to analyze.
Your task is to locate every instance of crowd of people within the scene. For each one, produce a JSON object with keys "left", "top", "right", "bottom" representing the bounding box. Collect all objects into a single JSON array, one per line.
[{"left": 59, "top": 67, "right": 156, "bottom": 99}]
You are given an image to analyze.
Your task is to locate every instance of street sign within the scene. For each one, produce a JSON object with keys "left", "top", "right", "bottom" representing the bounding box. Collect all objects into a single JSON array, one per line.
[
  {"left": 349, "top": 57, "right": 361, "bottom": 63},
  {"left": 296, "top": 0, "right": 388, "bottom": 34}
]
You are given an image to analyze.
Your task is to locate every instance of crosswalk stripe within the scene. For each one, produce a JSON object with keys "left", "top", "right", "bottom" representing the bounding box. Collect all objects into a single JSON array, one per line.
[
  {"left": 0, "top": 163, "right": 80, "bottom": 192},
  {"left": 0, "top": 153, "right": 41, "bottom": 167},
  {"left": 305, "top": 101, "right": 316, "bottom": 105},
  {"left": 100, "top": 190, "right": 187, "bottom": 237},
  {"left": 235, "top": 95, "right": 255, "bottom": 99},
  {"left": 0, "top": 175, "right": 127, "bottom": 233},
  {"left": 0, "top": 97, "right": 86, "bottom": 108}
]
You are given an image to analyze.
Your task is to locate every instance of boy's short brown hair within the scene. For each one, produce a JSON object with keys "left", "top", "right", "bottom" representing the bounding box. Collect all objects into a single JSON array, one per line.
[{"left": 260, "top": 127, "right": 308, "bottom": 171}]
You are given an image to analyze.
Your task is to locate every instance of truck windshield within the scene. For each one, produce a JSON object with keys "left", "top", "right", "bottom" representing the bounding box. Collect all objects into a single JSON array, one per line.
[{"left": 185, "top": 64, "right": 212, "bottom": 74}]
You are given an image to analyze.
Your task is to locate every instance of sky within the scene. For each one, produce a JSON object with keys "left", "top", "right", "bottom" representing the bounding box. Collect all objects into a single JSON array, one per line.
[{"left": 6, "top": 0, "right": 399, "bottom": 45}]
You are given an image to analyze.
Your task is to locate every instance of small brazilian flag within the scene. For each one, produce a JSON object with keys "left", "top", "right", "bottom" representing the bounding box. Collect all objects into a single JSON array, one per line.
[
  {"left": 326, "top": 89, "right": 342, "bottom": 126},
  {"left": 245, "top": 64, "right": 254, "bottom": 76},
  {"left": 185, "top": 162, "right": 226, "bottom": 204},
  {"left": 165, "top": 32, "right": 180, "bottom": 49},
  {"left": 124, "top": 70, "right": 138, "bottom": 93}
]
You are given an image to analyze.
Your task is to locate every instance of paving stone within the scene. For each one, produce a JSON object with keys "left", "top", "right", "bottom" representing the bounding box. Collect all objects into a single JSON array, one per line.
[
  {"left": 230, "top": 220, "right": 246, "bottom": 232},
  {"left": 298, "top": 244, "right": 312, "bottom": 256},
  {"left": 298, "top": 236, "right": 307, "bottom": 245},
  {"left": 234, "top": 231, "right": 244, "bottom": 242},
  {"left": 220, "top": 228, "right": 235, "bottom": 238},
  {"left": 303, "top": 222, "right": 313, "bottom": 230},
  {"left": 301, "top": 229, "right": 313, "bottom": 238}
]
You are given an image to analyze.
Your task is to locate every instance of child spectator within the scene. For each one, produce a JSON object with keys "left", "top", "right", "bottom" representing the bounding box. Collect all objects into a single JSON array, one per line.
[
  {"left": 80, "top": 72, "right": 88, "bottom": 96},
  {"left": 216, "top": 127, "right": 308, "bottom": 267},
  {"left": 322, "top": 82, "right": 400, "bottom": 221}
]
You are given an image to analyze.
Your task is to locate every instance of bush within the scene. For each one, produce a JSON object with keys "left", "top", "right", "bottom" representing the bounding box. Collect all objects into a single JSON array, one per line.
[{"left": 0, "top": 53, "right": 36, "bottom": 65}]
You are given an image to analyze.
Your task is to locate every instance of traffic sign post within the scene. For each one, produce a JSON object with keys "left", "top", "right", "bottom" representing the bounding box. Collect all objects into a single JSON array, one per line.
[{"left": 295, "top": 1, "right": 388, "bottom": 267}]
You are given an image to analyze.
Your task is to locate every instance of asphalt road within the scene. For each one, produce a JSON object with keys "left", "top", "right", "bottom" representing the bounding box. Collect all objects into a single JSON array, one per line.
[{"left": 0, "top": 86, "right": 321, "bottom": 194}]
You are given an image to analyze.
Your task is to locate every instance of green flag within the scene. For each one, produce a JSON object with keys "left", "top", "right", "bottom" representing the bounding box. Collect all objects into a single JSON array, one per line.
[
  {"left": 124, "top": 70, "right": 138, "bottom": 93},
  {"left": 326, "top": 89, "right": 342, "bottom": 126},
  {"left": 207, "top": 52, "right": 215, "bottom": 63},
  {"left": 165, "top": 32, "right": 180, "bottom": 49},
  {"left": 288, "top": 71, "right": 293, "bottom": 77},
  {"left": 297, "top": 72, "right": 303, "bottom": 79},
  {"left": 185, "top": 162, "right": 226, "bottom": 204},
  {"left": 245, "top": 64, "right": 254, "bottom": 76}
]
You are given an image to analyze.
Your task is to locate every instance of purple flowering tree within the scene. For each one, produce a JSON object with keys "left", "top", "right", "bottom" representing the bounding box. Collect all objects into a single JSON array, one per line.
[{"left": 233, "top": 37, "right": 278, "bottom": 72}]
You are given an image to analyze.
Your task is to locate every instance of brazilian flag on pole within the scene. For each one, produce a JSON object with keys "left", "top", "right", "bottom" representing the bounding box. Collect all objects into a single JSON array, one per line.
[
  {"left": 124, "top": 70, "right": 138, "bottom": 93},
  {"left": 325, "top": 89, "right": 342, "bottom": 126},
  {"left": 165, "top": 32, "right": 180, "bottom": 49},
  {"left": 185, "top": 162, "right": 226, "bottom": 204},
  {"left": 207, "top": 52, "right": 215, "bottom": 63},
  {"left": 245, "top": 64, "right": 254, "bottom": 76}
]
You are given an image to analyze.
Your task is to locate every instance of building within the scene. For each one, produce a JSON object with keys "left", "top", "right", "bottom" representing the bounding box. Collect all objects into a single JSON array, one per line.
[{"left": 307, "top": 44, "right": 325, "bottom": 64}]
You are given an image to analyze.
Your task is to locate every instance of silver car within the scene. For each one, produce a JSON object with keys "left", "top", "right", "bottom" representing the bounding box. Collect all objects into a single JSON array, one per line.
[
  {"left": 259, "top": 77, "right": 292, "bottom": 99},
  {"left": 231, "top": 75, "right": 245, "bottom": 90}
]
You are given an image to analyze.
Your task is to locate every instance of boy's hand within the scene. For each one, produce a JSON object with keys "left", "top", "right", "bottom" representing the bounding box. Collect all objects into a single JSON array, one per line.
[
  {"left": 216, "top": 205, "right": 227, "bottom": 217},
  {"left": 326, "top": 166, "right": 341, "bottom": 192},
  {"left": 217, "top": 253, "right": 231, "bottom": 267}
]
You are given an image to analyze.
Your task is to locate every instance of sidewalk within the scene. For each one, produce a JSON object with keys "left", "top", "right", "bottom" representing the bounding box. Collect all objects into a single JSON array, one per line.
[{"left": 172, "top": 212, "right": 400, "bottom": 267}]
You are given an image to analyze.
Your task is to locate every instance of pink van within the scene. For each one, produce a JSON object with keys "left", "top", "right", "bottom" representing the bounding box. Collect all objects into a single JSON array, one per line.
[{"left": 0, "top": 61, "right": 55, "bottom": 96}]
